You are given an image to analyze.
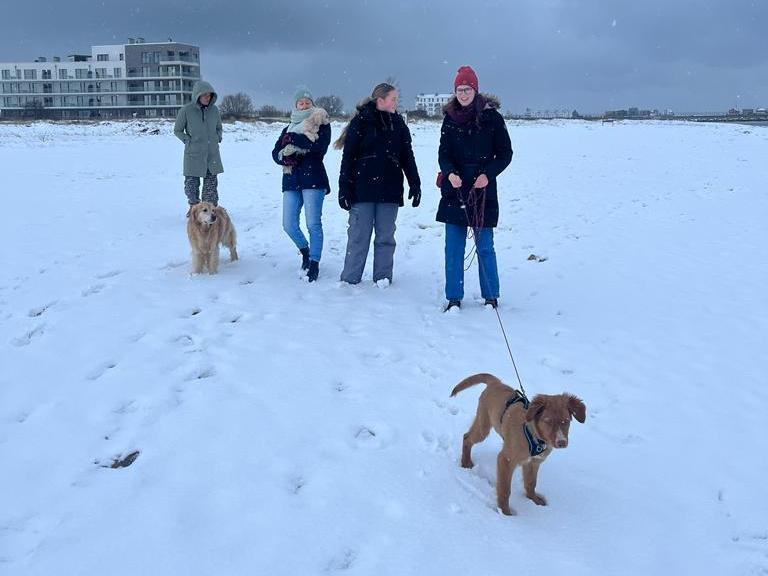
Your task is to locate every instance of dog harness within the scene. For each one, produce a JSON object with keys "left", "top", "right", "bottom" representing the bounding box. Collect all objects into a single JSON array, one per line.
[{"left": 500, "top": 391, "right": 548, "bottom": 457}]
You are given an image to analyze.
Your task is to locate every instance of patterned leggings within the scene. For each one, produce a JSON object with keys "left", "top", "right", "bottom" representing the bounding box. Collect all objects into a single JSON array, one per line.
[{"left": 185, "top": 171, "right": 218, "bottom": 206}]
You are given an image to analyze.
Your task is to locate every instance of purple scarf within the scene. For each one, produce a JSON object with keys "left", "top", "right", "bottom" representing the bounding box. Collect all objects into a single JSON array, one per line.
[{"left": 446, "top": 94, "right": 487, "bottom": 126}]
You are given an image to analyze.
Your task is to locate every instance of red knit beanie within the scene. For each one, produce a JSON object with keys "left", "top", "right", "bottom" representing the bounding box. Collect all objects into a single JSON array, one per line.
[{"left": 454, "top": 66, "right": 478, "bottom": 92}]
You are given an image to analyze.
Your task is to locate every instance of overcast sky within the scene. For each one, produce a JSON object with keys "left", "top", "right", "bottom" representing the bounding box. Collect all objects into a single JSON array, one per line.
[{"left": 2, "top": 0, "right": 766, "bottom": 114}]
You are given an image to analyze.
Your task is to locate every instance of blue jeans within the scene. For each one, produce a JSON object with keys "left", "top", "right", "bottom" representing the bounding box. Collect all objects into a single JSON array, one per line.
[
  {"left": 445, "top": 223, "right": 499, "bottom": 301},
  {"left": 282, "top": 189, "right": 325, "bottom": 261}
]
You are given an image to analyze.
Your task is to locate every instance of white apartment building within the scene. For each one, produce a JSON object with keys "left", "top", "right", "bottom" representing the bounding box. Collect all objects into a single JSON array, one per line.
[
  {"left": 415, "top": 93, "right": 453, "bottom": 116},
  {"left": 0, "top": 38, "right": 201, "bottom": 120}
]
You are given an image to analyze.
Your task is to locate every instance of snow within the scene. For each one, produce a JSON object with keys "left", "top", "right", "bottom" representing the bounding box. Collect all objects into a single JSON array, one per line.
[{"left": 1, "top": 118, "right": 767, "bottom": 574}]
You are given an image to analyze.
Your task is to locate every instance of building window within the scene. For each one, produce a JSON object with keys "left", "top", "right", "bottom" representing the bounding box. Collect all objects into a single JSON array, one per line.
[
  {"left": 113, "top": 68, "right": 122, "bottom": 78},
  {"left": 75, "top": 69, "right": 88, "bottom": 79},
  {"left": 141, "top": 51, "right": 161, "bottom": 64},
  {"left": 96, "top": 68, "right": 107, "bottom": 78},
  {"left": 97, "top": 54, "right": 109, "bottom": 62},
  {"left": 142, "top": 66, "right": 151, "bottom": 77},
  {"left": 1, "top": 70, "right": 9, "bottom": 80},
  {"left": 24, "top": 69, "right": 36, "bottom": 80},
  {"left": 59, "top": 69, "right": 68, "bottom": 79}
]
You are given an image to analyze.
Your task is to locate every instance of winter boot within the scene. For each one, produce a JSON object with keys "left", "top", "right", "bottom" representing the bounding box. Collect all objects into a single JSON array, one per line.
[
  {"left": 444, "top": 299, "right": 462, "bottom": 312},
  {"left": 484, "top": 298, "right": 498, "bottom": 309},
  {"left": 307, "top": 260, "right": 319, "bottom": 282},
  {"left": 299, "top": 247, "right": 310, "bottom": 270}
]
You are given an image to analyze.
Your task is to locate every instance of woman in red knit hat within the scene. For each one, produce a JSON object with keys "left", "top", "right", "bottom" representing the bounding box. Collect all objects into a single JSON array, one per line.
[{"left": 436, "top": 65, "right": 513, "bottom": 311}]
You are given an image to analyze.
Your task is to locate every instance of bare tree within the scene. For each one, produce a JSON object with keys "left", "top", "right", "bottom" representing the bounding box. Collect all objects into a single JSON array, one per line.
[
  {"left": 315, "top": 95, "right": 344, "bottom": 116},
  {"left": 219, "top": 93, "right": 254, "bottom": 119},
  {"left": 258, "top": 104, "right": 286, "bottom": 118}
]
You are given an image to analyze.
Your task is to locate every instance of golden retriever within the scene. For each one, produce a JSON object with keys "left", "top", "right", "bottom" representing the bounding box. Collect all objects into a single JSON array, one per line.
[
  {"left": 451, "top": 373, "right": 586, "bottom": 516},
  {"left": 186, "top": 202, "right": 238, "bottom": 274}
]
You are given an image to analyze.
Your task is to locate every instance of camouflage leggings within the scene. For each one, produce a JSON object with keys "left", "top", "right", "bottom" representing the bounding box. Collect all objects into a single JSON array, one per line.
[{"left": 185, "top": 171, "right": 218, "bottom": 206}]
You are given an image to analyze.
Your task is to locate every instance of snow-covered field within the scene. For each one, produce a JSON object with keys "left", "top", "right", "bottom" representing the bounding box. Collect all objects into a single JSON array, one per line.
[{"left": 1, "top": 118, "right": 766, "bottom": 575}]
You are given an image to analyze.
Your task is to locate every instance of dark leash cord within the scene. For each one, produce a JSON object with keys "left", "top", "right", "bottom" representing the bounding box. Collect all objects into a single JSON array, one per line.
[{"left": 457, "top": 184, "right": 527, "bottom": 397}]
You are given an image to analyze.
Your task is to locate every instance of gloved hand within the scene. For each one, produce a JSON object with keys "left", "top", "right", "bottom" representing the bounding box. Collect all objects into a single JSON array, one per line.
[
  {"left": 408, "top": 188, "right": 421, "bottom": 208},
  {"left": 338, "top": 194, "right": 352, "bottom": 211}
]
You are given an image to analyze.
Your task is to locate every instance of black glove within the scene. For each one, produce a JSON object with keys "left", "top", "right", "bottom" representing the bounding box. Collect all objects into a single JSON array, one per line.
[
  {"left": 338, "top": 194, "right": 352, "bottom": 211},
  {"left": 408, "top": 188, "right": 421, "bottom": 208}
]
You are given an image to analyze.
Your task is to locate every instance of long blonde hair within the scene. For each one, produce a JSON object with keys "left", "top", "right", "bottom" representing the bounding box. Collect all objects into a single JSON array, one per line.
[{"left": 333, "top": 82, "right": 397, "bottom": 150}]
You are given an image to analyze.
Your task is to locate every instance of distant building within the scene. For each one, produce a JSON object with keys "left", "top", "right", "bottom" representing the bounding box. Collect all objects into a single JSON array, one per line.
[
  {"left": 0, "top": 38, "right": 200, "bottom": 120},
  {"left": 415, "top": 93, "right": 452, "bottom": 116}
]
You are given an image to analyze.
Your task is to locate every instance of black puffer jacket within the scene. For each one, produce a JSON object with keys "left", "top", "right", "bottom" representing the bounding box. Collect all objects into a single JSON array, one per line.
[
  {"left": 436, "top": 95, "right": 513, "bottom": 228},
  {"left": 271, "top": 123, "right": 331, "bottom": 193},
  {"left": 338, "top": 101, "right": 421, "bottom": 206}
]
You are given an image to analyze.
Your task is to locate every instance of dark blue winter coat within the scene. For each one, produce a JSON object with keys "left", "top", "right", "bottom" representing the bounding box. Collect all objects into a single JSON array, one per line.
[
  {"left": 338, "top": 101, "right": 421, "bottom": 206},
  {"left": 272, "top": 123, "right": 331, "bottom": 193},
  {"left": 436, "top": 95, "right": 513, "bottom": 228}
]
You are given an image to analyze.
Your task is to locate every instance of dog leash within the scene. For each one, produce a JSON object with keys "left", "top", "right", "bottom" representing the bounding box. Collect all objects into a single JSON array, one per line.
[{"left": 458, "top": 185, "right": 528, "bottom": 398}]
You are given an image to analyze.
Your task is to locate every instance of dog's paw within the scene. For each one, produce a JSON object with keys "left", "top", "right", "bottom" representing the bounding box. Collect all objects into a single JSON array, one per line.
[
  {"left": 499, "top": 505, "right": 517, "bottom": 516},
  {"left": 527, "top": 492, "right": 548, "bottom": 506},
  {"left": 460, "top": 458, "right": 475, "bottom": 469}
]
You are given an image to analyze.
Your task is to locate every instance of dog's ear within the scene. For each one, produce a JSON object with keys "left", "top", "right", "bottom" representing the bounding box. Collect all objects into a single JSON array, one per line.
[
  {"left": 526, "top": 395, "right": 547, "bottom": 422},
  {"left": 567, "top": 395, "right": 586, "bottom": 423}
]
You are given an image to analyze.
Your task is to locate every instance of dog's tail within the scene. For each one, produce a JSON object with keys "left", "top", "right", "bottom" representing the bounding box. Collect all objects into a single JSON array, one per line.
[{"left": 450, "top": 373, "right": 504, "bottom": 397}]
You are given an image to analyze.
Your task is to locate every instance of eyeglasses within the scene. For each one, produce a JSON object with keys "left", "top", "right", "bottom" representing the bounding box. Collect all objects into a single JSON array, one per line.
[{"left": 456, "top": 87, "right": 474, "bottom": 95}]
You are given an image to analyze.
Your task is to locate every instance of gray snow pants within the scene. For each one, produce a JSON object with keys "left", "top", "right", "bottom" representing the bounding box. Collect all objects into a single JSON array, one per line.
[
  {"left": 185, "top": 171, "right": 218, "bottom": 206},
  {"left": 340, "top": 202, "right": 399, "bottom": 284}
]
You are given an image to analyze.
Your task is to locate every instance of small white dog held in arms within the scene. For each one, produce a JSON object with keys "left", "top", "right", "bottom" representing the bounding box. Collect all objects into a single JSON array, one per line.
[{"left": 186, "top": 202, "right": 238, "bottom": 274}]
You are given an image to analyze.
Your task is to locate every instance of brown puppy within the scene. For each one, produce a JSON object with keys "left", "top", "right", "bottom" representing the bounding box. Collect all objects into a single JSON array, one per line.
[
  {"left": 451, "top": 373, "right": 586, "bottom": 516},
  {"left": 187, "top": 202, "right": 238, "bottom": 274}
]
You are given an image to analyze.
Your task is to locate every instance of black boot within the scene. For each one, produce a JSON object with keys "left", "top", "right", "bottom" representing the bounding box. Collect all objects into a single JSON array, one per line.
[
  {"left": 307, "top": 260, "right": 319, "bottom": 282},
  {"left": 444, "top": 299, "right": 461, "bottom": 312},
  {"left": 299, "top": 247, "right": 310, "bottom": 270},
  {"left": 484, "top": 298, "right": 498, "bottom": 309}
]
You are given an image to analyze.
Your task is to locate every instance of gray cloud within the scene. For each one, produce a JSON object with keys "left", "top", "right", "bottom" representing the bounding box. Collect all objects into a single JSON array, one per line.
[{"left": 2, "top": 0, "right": 766, "bottom": 113}]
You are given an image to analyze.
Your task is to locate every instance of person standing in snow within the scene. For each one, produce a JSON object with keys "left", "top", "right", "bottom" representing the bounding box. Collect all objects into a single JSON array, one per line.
[
  {"left": 174, "top": 79, "right": 224, "bottom": 211},
  {"left": 271, "top": 86, "right": 331, "bottom": 282},
  {"left": 437, "top": 66, "right": 513, "bottom": 311},
  {"left": 335, "top": 82, "right": 421, "bottom": 286}
]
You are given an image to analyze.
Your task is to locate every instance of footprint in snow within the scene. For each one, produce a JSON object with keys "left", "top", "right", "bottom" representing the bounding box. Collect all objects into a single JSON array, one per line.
[
  {"left": 86, "top": 360, "right": 118, "bottom": 381},
  {"left": 28, "top": 300, "right": 58, "bottom": 317},
  {"left": 12, "top": 324, "right": 45, "bottom": 347},
  {"left": 81, "top": 284, "right": 105, "bottom": 297},
  {"left": 186, "top": 367, "right": 216, "bottom": 381},
  {"left": 325, "top": 548, "right": 357, "bottom": 572},
  {"left": 160, "top": 260, "right": 186, "bottom": 271},
  {"left": 95, "top": 270, "right": 122, "bottom": 280}
]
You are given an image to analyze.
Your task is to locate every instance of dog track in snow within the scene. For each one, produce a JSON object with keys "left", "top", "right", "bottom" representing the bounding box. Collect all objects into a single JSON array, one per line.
[{"left": 173, "top": 334, "right": 195, "bottom": 347}]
